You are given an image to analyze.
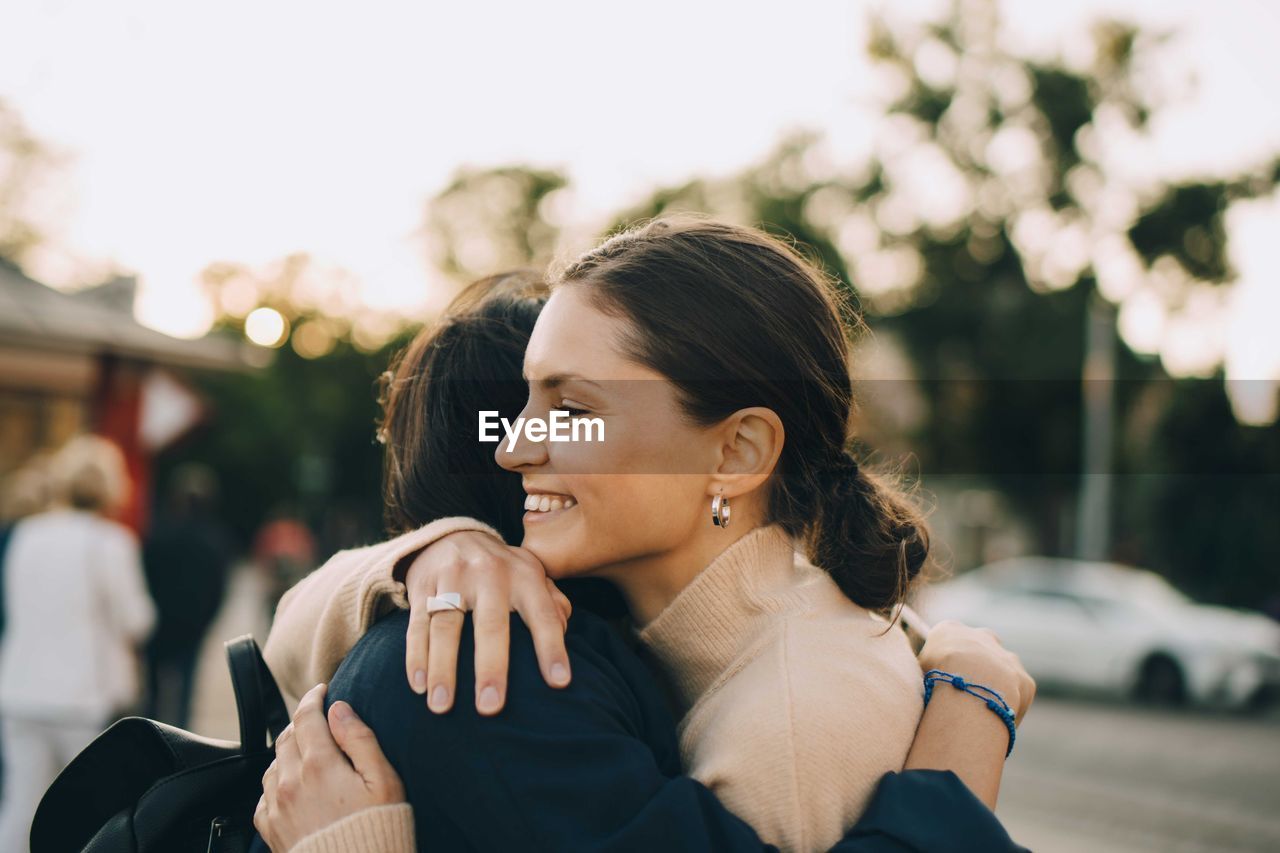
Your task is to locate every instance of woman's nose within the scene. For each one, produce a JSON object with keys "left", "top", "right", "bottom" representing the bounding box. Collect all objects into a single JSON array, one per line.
[{"left": 494, "top": 404, "right": 549, "bottom": 471}]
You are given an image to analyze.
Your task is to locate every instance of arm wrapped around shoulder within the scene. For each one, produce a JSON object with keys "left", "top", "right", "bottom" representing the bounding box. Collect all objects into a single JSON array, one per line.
[{"left": 263, "top": 516, "right": 500, "bottom": 704}]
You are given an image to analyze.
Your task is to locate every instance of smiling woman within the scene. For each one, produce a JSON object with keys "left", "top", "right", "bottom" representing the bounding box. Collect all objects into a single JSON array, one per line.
[
  {"left": 258, "top": 221, "right": 1034, "bottom": 853},
  {"left": 495, "top": 218, "right": 929, "bottom": 620},
  {"left": 471, "top": 217, "right": 937, "bottom": 848}
]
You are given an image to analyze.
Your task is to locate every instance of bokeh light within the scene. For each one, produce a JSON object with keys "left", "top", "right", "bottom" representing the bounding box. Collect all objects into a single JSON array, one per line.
[{"left": 243, "top": 306, "right": 288, "bottom": 348}]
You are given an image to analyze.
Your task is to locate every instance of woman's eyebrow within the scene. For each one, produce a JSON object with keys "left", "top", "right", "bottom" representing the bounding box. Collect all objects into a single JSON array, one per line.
[{"left": 528, "top": 373, "right": 604, "bottom": 391}]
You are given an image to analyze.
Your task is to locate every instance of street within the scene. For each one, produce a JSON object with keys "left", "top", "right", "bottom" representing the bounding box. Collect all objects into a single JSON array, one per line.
[
  {"left": 997, "top": 696, "right": 1280, "bottom": 852},
  {"left": 190, "top": 567, "right": 1280, "bottom": 852}
]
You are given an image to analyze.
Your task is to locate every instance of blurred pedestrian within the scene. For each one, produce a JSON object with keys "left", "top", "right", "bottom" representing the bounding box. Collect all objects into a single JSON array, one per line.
[
  {"left": 142, "top": 464, "right": 234, "bottom": 729},
  {"left": 0, "top": 436, "right": 155, "bottom": 853},
  {"left": 251, "top": 508, "right": 316, "bottom": 623},
  {"left": 0, "top": 456, "right": 55, "bottom": 804}
]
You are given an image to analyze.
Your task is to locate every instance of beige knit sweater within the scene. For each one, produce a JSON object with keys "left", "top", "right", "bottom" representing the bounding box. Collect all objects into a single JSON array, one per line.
[{"left": 264, "top": 521, "right": 923, "bottom": 853}]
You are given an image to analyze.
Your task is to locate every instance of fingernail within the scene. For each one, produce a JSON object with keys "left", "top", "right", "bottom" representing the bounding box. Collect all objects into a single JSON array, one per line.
[
  {"left": 430, "top": 685, "right": 450, "bottom": 711},
  {"left": 332, "top": 701, "right": 353, "bottom": 722},
  {"left": 478, "top": 685, "right": 501, "bottom": 713},
  {"left": 551, "top": 662, "right": 569, "bottom": 686},
  {"left": 412, "top": 670, "right": 427, "bottom": 694}
]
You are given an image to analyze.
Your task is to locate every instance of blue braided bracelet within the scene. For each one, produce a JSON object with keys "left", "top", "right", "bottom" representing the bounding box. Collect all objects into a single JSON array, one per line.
[{"left": 922, "top": 669, "right": 1017, "bottom": 758}]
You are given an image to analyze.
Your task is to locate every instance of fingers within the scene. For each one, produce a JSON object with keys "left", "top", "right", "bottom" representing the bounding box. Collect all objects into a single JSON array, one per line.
[
  {"left": 253, "top": 793, "right": 276, "bottom": 851},
  {"left": 292, "top": 683, "right": 342, "bottom": 767},
  {"left": 261, "top": 757, "right": 279, "bottom": 800},
  {"left": 407, "top": 554, "right": 466, "bottom": 703},
  {"left": 405, "top": 603, "right": 432, "bottom": 696},
  {"left": 274, "top": 720, "right": 301, "bottom": 771},
  {"left": 508, "top": 550, "right": 571, "bottom": 689},
  {"left": 427, "top": 609, "right": 464, "bottom": 713},
  {"left": 253, "top": 793, "right": 268, "bottom": 833},
  {"left": 328, "top": 701, "right": 404, "bottom": 801},
  {"left": 404, "top": 542, "right": 466, "bottom": 697},
  {"left": 269, "top": 724, "right": 302, "bottom": 829},
  {"left": 523, "top": 580, "right": 572, "bottom": 689},
  {"left": 546, "top": 574, "right": 572, "bottom": 625},
  {"left": 472, "top": 589, "right": 510, "bottom": 716},
  {"left": 403, "top": 534, "right": 568, "bottom": 714},
  {"left": 408, "top": 557, "right": 461, "bottom": 702}
]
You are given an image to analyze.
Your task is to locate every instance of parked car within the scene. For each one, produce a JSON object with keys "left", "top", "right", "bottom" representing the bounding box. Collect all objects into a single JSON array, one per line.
[{"left": 915, "top": 557, "right": 1280, "bottom": 709}]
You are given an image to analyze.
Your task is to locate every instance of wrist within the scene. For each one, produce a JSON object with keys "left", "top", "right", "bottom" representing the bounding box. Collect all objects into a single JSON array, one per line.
[
  {"left": 919, "top": 683, "right": 1007, "bottom": 733},
  {"left": 907, "top": 688, "right": 1009, "bottom": 808},
  {"left": 289, "top": 803, "right": 415, "bottom": 853},
  {"left": 922, "top": 670, "right": 1017, "bottom": 758},
  {"left": 921, "top": 659, "right": 1021, "bottom": 712}
]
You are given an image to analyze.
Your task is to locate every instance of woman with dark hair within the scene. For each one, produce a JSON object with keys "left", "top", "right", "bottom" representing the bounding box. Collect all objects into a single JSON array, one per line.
[
  {"left": 261, "top": 270, "right": 625, "bottom": 705},
  {"left": 257, "top": 231, "right": 1033, "bottom": 851},
  {"left": 377, "top": 270, "right": 545, "bottom": 547}
]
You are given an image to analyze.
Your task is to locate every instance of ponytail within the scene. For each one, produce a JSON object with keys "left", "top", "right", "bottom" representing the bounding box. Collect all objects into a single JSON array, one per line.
[{"left": 807, "top": 451, "right": 930, "bottom": 614}]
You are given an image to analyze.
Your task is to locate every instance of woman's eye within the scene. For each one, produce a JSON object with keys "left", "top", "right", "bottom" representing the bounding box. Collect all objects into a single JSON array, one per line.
[{"left": 558, "top": 402, "right": 590, "bottom": 417}]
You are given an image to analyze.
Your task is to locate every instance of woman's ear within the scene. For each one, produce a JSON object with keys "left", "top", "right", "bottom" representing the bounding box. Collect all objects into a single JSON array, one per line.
[{"left": 709, "top": 407, "right": 785, "bottom": 498}]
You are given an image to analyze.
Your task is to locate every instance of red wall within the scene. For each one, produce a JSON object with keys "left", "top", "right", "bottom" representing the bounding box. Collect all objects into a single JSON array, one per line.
[{"left": 90, "top": 356, "right": 151, "bottom": 535}]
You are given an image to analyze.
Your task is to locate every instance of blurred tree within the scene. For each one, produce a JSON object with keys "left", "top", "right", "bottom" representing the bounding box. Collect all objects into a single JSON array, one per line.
[
  {"left": 607, "top": 0, "right": 1279, "bottom": 607},
  {"left": 1123, "top": 380, "right": 1280, "bottom": 606},
  {"left": 156, "top": 335, "right": 397, "bottom": 554},
  {"left": 853, "top": 2, "right": 1276, "bottom": 604},
  {"left": 177, "top": 164, "right": 572, "bottom": 553},
  {"left": 199, "top": 252, "right": 381, "bottom": 352},
  {"left": 422, "top": 165, "right": 568, "bottom": 286},
  {"left": 162, "top": 2, "right": 1280, "bottom": 609},
  {"left": 0, "top": 99, "right": 64, "bottom": 265},
  {"left": 162, "top": 253, "right": 415, "bottom": 551}
]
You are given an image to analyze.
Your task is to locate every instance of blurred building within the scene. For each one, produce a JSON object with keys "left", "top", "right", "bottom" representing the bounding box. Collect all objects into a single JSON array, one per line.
[{"left": 0, "top": 261, "right": 254, "bottom": 532}]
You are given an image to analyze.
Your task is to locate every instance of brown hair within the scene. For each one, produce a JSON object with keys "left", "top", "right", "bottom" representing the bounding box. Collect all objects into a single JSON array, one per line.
[
  {"left": 557, "top": 217, "right": 930, "bottom": 613},
  {"left": 379, "top": 270, "right": 547, "bottom": 544}
]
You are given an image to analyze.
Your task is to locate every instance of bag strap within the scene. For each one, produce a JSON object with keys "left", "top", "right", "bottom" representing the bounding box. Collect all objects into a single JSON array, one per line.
[{"left": 224, "top": 634, "right": 289, "bottom": 754}]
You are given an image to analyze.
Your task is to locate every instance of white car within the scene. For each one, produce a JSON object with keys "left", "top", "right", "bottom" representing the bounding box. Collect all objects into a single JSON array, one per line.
[{"left": 914, "top": 557, "right": 1280, "bottom": 709}]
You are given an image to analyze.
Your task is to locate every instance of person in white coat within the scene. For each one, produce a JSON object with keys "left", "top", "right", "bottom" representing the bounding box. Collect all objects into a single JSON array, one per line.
[{"left": 0, "top": 435, "right": 156, "bottom": 852}]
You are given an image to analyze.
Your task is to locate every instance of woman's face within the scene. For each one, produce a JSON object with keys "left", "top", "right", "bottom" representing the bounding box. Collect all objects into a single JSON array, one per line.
[{"left": 494, "top": 285, "right": 720, "bottom": 580}]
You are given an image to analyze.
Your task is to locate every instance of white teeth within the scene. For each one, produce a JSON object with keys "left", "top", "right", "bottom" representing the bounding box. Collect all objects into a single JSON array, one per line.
[{"left": 524, "top": 494, "right": 576, "bottom": 512}]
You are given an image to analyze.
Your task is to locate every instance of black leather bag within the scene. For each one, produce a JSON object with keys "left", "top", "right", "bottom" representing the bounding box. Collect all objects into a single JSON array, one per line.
[{"left": 30, "top": 635, "right": 288, "bottom": 853}]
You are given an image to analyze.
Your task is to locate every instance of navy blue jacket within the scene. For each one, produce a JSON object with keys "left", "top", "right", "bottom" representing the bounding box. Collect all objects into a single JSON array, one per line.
[{"left": 326, "top": 609, "right": 1026, "bottom": 852}]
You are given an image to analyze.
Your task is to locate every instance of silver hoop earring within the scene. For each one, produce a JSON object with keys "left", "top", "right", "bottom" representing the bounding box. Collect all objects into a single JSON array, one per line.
[{"left": 711, "top": 493, "right": 731, "bottom": 528}]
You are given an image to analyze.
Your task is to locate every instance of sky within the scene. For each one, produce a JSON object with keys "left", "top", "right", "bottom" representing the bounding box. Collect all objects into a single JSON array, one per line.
[{"left": 1, "top": 0, "right": 1278, "bottom": 389}]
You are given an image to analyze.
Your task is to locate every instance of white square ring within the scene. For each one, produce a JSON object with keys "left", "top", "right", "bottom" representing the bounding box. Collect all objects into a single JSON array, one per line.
[{"left": 425, "top": 592, "right": 465, "bottom": 614}]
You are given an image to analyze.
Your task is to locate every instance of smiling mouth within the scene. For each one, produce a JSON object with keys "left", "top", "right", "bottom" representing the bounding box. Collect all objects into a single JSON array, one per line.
[{"left": 523, "top": 494, "right": 577, "bottom": 514}]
